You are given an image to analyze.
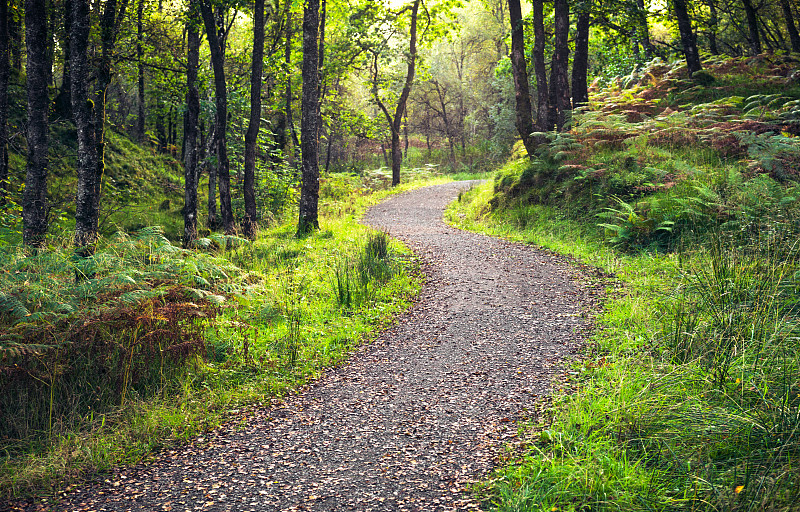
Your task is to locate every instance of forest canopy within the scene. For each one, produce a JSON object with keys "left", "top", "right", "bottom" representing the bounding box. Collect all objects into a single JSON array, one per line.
[{"left": 0, "top": 0, "right": 798, "bottom": 244}]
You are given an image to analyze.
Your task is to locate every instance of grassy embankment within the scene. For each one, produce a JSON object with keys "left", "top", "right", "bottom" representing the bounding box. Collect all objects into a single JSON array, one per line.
[
  {"left": 0, "top": 118, "right": 484, "bottom": 501},
  {"left": 448, "top": 53, "right": 800, "bottom": 511}
]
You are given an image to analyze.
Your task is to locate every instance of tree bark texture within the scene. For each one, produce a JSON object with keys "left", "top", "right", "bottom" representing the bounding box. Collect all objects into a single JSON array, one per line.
[
  {"left": 572, "top": 11, "right": 590, "bottom": 109},
  {"left": 200, "top": 1, "right": 234, "bottom": 234},
  {"left": 23, "top": 0, "right": 49, "bottom": 246},
  {"left": 285, "top": 0, "right": 300, "bottom": 161},
  {"left": 54, "top": 0, "right": 72, "bottom": 118},
  {"left": 184, "top": 14, "right": 200, "bottom": 246},
  {"left": 243, "top": 0, "right": 265, "bottom": 240},
  {"left": 780, "top": 0, "right": 800, "bottom": 52},
  {"left": 548, "top": 0, "right": 570, "bottom": 131},
  {"left": 94, "top": 0, "right": 130, "bottom": 228},
  {"left": 508, "top": 0, "right": 537, "bottom": 158},
  {"left": 635, "top": 0, "right": 654, "bottom": 59},
  {"left": 298, "top": 0, "right": 320, "bottom": 234},
  {"left": 0, "top": 0, "right": 9, "bottom": 206},
  {"left": 9, "top": 0, "right": 20, "bottom": 71},
  {"left": 72, "top": 0, "right": 98, "bottom": 249},
  {"left": 384, "top": 0, "right": 420, "bottom": 186},
  {"left": 137, "top": 0, "right": 145, "bottom": 141},
  {"left": 742, "top": 0, "right": 762, "bottom": 55},
  {"left": 532, "top": 0, "right": 548, "bottom": 132},
  {"left": 706, "top": 0, "right": 719, "bottom": 54},
  {"left": 673, "top": 0, "right": 702, "bottom": 75}
]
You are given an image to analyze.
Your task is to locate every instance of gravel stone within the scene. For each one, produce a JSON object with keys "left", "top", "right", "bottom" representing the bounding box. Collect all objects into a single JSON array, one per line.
[{"left": 10, "top": 181, "right": 589, "bottom": 512}]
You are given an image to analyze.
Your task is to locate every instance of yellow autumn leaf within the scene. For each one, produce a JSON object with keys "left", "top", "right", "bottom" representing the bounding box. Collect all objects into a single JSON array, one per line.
[{"left": 735, "top": 485, "right": 744, "bottom": 493}]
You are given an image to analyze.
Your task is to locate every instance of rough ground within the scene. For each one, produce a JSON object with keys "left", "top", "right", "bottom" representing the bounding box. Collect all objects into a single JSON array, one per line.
[{"left": 15, "top": 181, "right": 588, "bottom": 512}]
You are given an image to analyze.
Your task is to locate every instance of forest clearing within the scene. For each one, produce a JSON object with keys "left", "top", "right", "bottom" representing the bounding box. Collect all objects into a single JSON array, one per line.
[{"left": 2, "top": 0, "right": 800, "bottom": 510}]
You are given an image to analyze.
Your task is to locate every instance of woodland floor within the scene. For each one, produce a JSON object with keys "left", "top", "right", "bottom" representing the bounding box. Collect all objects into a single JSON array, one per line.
[{"left": 9, "top": 181, "right": 594, "bottom": 512}]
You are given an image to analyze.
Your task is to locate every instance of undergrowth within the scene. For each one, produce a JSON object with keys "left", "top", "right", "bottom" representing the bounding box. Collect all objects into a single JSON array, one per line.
[
  {"left": 0, "top": 168, "right": 479, "bottom": 499},
  {"left": 448, "top": 54, "right": 800, "bottom": 511}
]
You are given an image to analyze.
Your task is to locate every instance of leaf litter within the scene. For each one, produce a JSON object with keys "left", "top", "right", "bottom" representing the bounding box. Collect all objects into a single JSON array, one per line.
[{"left": 11, "top": 181, "right": 596, "bottom": 512}]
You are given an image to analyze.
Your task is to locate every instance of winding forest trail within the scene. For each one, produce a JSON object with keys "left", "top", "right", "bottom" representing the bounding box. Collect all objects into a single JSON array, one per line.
[{"left": 46, "top": 181, "right": 586, "bottom": 512}]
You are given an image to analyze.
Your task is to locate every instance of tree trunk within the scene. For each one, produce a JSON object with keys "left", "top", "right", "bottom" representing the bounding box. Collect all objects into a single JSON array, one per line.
[
  {"left": 673, "top": 0, "right": 702, "bottom": 75},
  {"left": 742, "top": 0, "right": 762, "bottom": 55},
  {"left": 389, "top": 0, "right": 419, "bottom": 186},
  {"left": 54, "top": 0, "right": 72, "bottom": 119},
  {"left": 0, "top": 0, "right": 9, "bottom": 206},
  {"left": 780, "top": 0, "right": 800, "bottom": 52},
  {"left": 200, "top": 2, "right": 234, "bottom": 234},
  {"left": 507, "top": 0, "right": 536, "bottom": 157},
  {"left": 572, "top": 11, "right": 590, "bottom": 109},
  {"left": 9, "top": 0, "right": 20, "bottom": 72},
  {"left": 23, "top": 0, "right": 49, "bottom": 246},
  {"left": 184, "top": 11, "right": 200, "bottom": 246},
  {"left": 243, "top": 0, "right": 265, "bottom": 240},
  {"left": 548, "top": 0, "right": 570, "bottom": 131},
  {"left": 207, "top": 130, "right": 218, "bottom": 229},
  {"left": 93, "top": 0, "right": 130, "bottom": 233},
  {"left": 532, "top": 0, "right": 548, "bottom": 131},
  {"left": 284, "top": 0, "right": 299, "bottom": 164},
  {"left": 635, "top": 0, "right": 654, "bottom": 59},
  {"left": 137, "top": 0, "right": 145, "bottom": 141},
  {"left": 706, "top": 0, "right": 719, "bottom": 55},
  {"left": 298, "top": 0, "right": 320, "bottom": 234},
  {"left": 72, "top": 0, "right": 99, "bottom": 249}
]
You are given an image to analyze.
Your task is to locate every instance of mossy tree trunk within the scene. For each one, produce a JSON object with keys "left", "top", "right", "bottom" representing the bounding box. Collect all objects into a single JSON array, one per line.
[
  {"left": 779, "top": 0, "right": 800, "bottom": 53},
  {"left": 673, "top": 0, "right": 702, "bottom": 76},
  {"left": 0, "top": 0, "right": 9, "bottom": 206},
  {"left": 571, "top": 10, "right": 591, "bottom": 110},
  {"left": 742, "top": 0, "right": 762, "bottom": 55},
  {"left": 200, "top": 1, "right": 234, "bottom": 234},
  {"left": 243, "top": 0, "right": 266, "bottom": 240},
  {"left": 548, "top": 0, "right": 570, "bottom": 131},
  {"left": 532, "top": 0, "right": 548, "bottom": 132},
  {"left": 71, "top": 0, "right": 99, "bottom": 249},
  {"left": 298, "top": 0, "right": 321, "bottom": 234},
  {"left": 183, "top": 8, "right": 200, "bottom": 247},
  {"left": 508, "top": 0, "right": 536, "bottom": 158}
]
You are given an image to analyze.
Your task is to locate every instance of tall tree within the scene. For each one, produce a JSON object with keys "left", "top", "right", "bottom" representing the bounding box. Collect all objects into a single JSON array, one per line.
[
  {"left": 635, "top": 0, "right": 654, "bottom": 59},
  {"left": 93, "top": 0, "right": 130, "bottom": 234},
  {"left": 136, "top": 0, "right": 146, "bottom": 141},
  {"left": 8, "top": 0, "right": 21, "bottom": 71},
  {"left": 0, "top": 0, "right": 9, "bottom": 206},
  {"left": 673, "top": 0, "right": 702, "bottom": 75},
  {"left": 705, "top": 0, "right": 719, "bottom": 55},
  {"left": 532, "top": 0, "right": 548, "bottom": 131},
  {"left": 298, "top": 0, "right": 321, "bottom": 233},
  {"left": 54, "top": 0, "right": 72, "bottom": 118},
  {"left": 572, "top": 9, "right": 591, "bottom": 109},
  {"left": 548, "top": 0, "right": 570, "bottom": 131},
  {"left": 243, "top": 0, "right": 266, "bottom": 239},
  {"left": 200, "top": 1, "right": 234, "bottom": 234},
  {"left": 184, "top": 9, "right": 200, "bottom": 246},
  {"left": 507, "top": 0, "right": 536, "bottom": 157},
  {"left": 741, "top": 0, "right": 761, "bottom": 55},
  {"left": 372, "top": 0, "right": 421, "bottom": 187},
  {"left": 779, "top": 0, "right": 800, "bottom": 52},
  {"left": 23, "top": 0, "right": 49, "bottom": 246},
  {"left": 72, "top": 0, "right": 99, "bottom": 249}
]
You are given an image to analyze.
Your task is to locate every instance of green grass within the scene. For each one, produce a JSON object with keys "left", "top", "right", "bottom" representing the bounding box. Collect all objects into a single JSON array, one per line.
[
  {"left": 445, "top": 55, "right": 800, "bottom": 510},
  {"left": 449, "top": 178, "right": 800, "bottom": 510},
  {"left": 0, "top": 164, "right": 489, "bottom": 499}
]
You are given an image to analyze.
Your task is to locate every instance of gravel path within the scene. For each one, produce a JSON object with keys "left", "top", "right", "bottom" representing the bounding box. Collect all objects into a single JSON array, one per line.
[{"left": 15, "top": 181, "right": 588, "bottom": 512}]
